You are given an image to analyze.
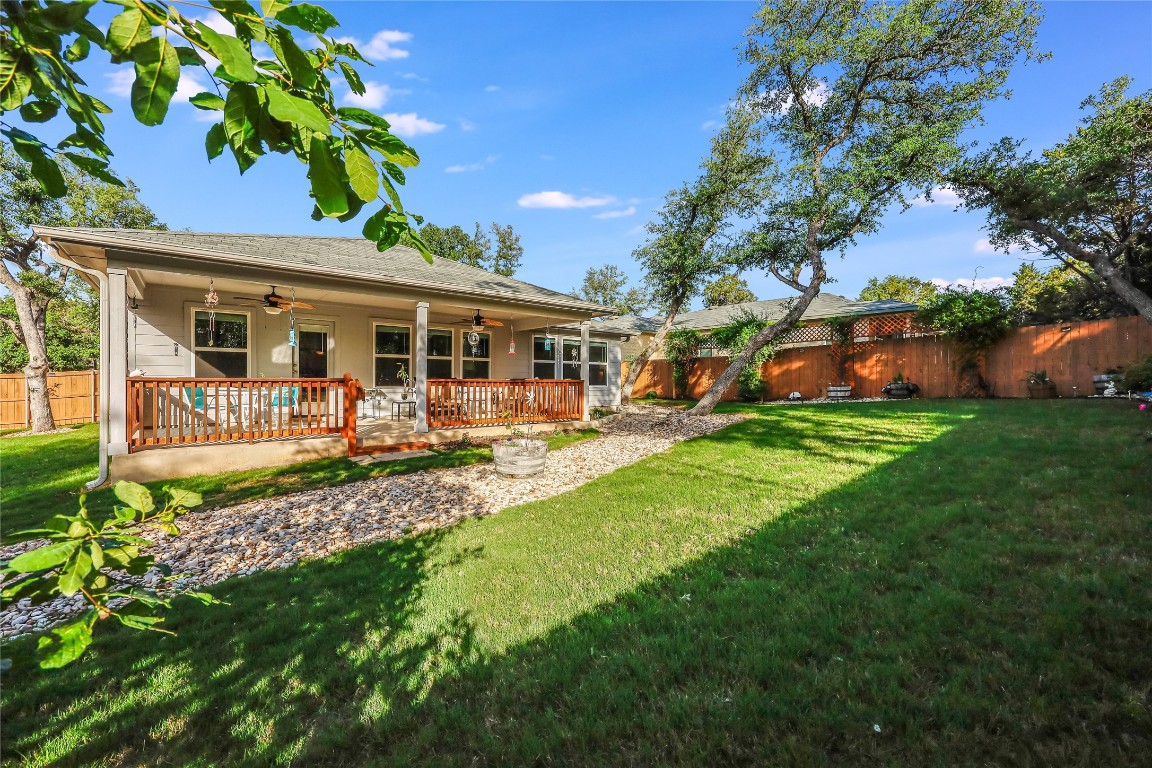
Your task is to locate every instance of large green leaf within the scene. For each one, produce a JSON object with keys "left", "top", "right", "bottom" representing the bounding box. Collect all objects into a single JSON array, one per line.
[
  {"left": 308, "top": 135, "right": 349, "bottom": 217},
  {"left": 0, "top": 50, "right": 32, "bottom": 112},
  {"left": 106, "top": 8, "right": 152, "bottom": 62},
  {"left": 344, "top": 143, "right": 378, "bottom": 203},
  {"left": 223, "top": 84, "right": 261, "bottom": 171},
  {"left": 130, "top": 37, "right": 180, "bottom": 126},
  {"left": 206, "top": 122, "right": 227, "bottom": 159},
  {"left": 269, "top": 27, "right": 316, "bottom": 89},
  {"left": 338, "top": 107, "right": 391, "bottom": 131},
  {"left": 65, "top": 35, "right": 92, "bottom": 64},
  {"left": 189, "top": 91, "right": 226, "bottom": 111},
  {"left": 265, "top": 85, "right": 329, "bottom": 135},
  {"left": 260, "top": 0, "right": 292, "bottom": 18},
  {"left": 7, "top": 539, "right": 82, "bottom": 573},
  {"left": 338, "top": 62, "right": 364, "bottom": 96},
  {"left": 30, "top": 155, "right": 67, "bottom": 198},
  {"left": 19, "top": 99, "right": 59, "bottom": 123},
  {"left": 36, "top": 612, "right": 96, "bottom": 669},
  {"left": 359, "top": 129, "right": 420, "bottom": 168},
  {"left": 60, "top": 153, "right": 124, "bottom": 186},
  {"left": 275, "top": 3, "right": 338, "bottom": 33},
  {"left": 113, "top": 480, "right": 155, "bottom": 514},
  {"left": 35, "top": 0, "right": 96, "bottom": 33},
  {"left": 196, "top": 22, "right": 259, "bottom": 83},
  {"left": 166, "top": 488, "right": 203, "bottom": 509}
]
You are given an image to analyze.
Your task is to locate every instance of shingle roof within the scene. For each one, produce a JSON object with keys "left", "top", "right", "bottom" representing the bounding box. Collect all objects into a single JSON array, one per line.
[
  {"left": 34, "top": 227, "right": 610, "bottom": 316},
  {"left": 585, "top": 294, "right": 920, "bottom": 335}
]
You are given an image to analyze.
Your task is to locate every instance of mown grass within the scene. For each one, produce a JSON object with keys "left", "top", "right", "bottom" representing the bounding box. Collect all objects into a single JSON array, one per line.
[
  {"left": 0, "top": 427, "right": 598, "bottom": 539},
  {"left": 2, "top": 400, "right": 1150, "bottom": 766}
]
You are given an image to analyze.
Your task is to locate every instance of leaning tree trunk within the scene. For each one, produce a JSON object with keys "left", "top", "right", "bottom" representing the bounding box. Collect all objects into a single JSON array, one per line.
[
  {"left": 10, "top": 286, "right": 55, "bottom": 432},
  {"left": 621, "top": 298, "right": 684, "bottom": 401},
  {"left": 689, "top": 256, "right": 827, "bottom": 416}
]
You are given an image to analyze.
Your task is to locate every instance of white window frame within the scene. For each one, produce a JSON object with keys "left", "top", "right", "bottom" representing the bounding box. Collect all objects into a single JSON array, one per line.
[
  {"left": 190, "top": 308, "right": 251, "bottom": 377},
  {"left": 587, "top": 340, "right": 609, "bottom": 388},
  {"left": 532, "top": 334, "right": 558, "bottom": 379},
  {"left": 460, "top": 330, "right": 492, "bottom": 379},
  {"left": 427, "top": 326, "right": 455, "bottom": 380},
  {"left": 372, "top": 321, "right": 413, "bottom": 387}
]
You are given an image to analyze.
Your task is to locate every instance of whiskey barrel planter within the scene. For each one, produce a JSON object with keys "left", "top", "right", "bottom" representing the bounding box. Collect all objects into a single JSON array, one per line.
[
  {"left": 883, "top": 382, "right": 920, "bottom": 399},
  {"left": 827, "top": 385, "right": 853, "bottom": 400},
  {"left": 1027, "top": 383, "right": 1057, "bottom": 399},
  {"left": 493, "top": 438, "right": 549, "bottom": 477}
]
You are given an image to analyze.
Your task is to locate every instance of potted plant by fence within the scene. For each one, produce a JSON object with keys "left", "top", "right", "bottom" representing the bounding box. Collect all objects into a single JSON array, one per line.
[
  {"left": 492, "top": 413, "right": 548, "bottom": 478},
  {"left": 882, "top": 372, "right": 920, "bottom": 399},
  {"left": 1026, "top": 369, "right": 1057, "bottom": 399}
]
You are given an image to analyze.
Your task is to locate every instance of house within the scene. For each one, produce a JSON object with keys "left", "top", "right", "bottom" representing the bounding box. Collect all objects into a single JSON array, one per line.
[
  {"left": 35, "top": 228, "right": 624, "bottom": 483},
  {"left": 596, "top": 294, "right": 922, "bottom": 358}
]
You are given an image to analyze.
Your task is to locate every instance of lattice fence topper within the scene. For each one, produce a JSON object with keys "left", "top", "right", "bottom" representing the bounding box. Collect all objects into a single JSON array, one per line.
[{"left": 776, "top": 312, "right": 931, "bottom": 347}]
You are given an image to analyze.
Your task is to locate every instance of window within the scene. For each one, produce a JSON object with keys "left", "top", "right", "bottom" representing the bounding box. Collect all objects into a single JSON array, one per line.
[
  {"left": 428, "top": 328, "right": 454, "bottom": 379},
  {"left": 461, "top": 331, "right": 490, "bottom": 379},
  {"left": 559, "top": 339, "right": 608, "bottom": 385},
  {"left": 589, "top": 341, "right": 608, "bottom": 386},
  {"left": 532, "top": 335, "right": 556, "bottom": 379},
  {"left": 193, "top": 310, "right": 248, "bottom": 377},
  {"left": 373, "top": 324, "right": 411, "bottom": 386}
]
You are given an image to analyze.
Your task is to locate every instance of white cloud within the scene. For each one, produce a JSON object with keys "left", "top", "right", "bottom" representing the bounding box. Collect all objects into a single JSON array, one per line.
[
  {"left": 105, "top": 70, "right": 133, "bottom": 98},
  {"left": 445, "top": 155, "right": 498, "bottom": 173},
  {"left": 458, "top": 119, "right": 477, "bottom": 132},
  {"left": 769, "top": 82, "right": 828, "bottom": 113},
  {"left": 485, "top": 85, "right": 500, "bottom": 92},
  {"left": 336, "top": 29, "right": 412, "bottom": 61},
  {"left": 594, "top": 206, "right": 636, "bottom": 219},
  {"left": 701, "top": 119, "right": 720, "bottom": 131},
  {"left": 399, "top": 72, "right": 428, "bottom": 82},
  {"left": 383, "top": 112, "right": 445, "bottom": 137},
  {"left": 518, "top": 191, "right": 617, "bottom": 209},
  {"left": 342, "top": 81, "right": 395, "bottom": 110},
  {"left": 194, "top": 12, "right": 233, "bottom": 35},
  {"left": 931, "top": 276, "right": 1014, "bottom": 290},
  {"left": 913, "top": 185, "right": 963, "bottom": 207}
]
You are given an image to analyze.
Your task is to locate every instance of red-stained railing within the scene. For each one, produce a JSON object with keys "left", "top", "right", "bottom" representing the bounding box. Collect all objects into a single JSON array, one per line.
[
  {"left": 427, "top": 379, "right": 583, "bottom": 428},
  {"left": 126, "top": 374, "right": 360, "bottom": 453}
]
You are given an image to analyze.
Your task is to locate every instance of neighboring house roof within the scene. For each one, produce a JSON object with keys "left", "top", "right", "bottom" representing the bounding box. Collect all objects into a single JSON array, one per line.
[
  {"left": 33, "top": 227, "right": 611, "bottom": 316},
  {"left": 591, "top": 294, "right": 918, "bottom": 335}
]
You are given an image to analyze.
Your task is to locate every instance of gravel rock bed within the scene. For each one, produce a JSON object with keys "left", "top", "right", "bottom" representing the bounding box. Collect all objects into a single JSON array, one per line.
[{"left": 1, "top": 406, "right": 743, "bottom": 638}]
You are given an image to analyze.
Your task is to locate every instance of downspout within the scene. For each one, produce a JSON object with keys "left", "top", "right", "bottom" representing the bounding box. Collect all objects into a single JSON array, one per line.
[{"left": 42, "top": 244, "right": 110, "bottom": 489}]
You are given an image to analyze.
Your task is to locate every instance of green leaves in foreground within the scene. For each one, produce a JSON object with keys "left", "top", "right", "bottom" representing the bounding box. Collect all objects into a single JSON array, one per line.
[
  {"left": 0, "top": 0, "right": 431, "bottom": 259},
  {"left": 1, "top": 481, "right": 221, "bottom": 670}
]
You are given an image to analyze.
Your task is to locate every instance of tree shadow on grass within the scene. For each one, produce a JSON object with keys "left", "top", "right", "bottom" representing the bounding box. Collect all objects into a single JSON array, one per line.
[{"left": 4, "top": 403, "right": 1149, "bottom": 766}]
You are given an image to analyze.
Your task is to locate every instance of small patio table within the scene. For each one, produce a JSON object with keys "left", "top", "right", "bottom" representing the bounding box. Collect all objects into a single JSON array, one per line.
[{"left": 392, "top": 399, "right": 416, "bottom": 420}]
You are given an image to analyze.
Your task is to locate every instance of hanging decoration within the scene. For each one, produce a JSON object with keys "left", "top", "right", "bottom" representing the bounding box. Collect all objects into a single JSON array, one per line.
[
  {"left": 203, "top": 279, "right": 219, "bottom": 346},
  {"left": 468, "top": 330, "right": 481, "bottom": 356},
  {"left": 287, "top": 287, "right": 298, "bottom": 348},
  {"left": 543, "top": 321, "right": 553, "bottom": 352},
  {"left": 508, "top": 321, "right": 516, "bottom": 355}
]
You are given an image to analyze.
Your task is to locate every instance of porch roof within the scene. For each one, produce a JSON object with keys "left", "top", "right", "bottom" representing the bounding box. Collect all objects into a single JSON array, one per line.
[{"left": 34, "top": 227, "right": 611, "bottom": 317}]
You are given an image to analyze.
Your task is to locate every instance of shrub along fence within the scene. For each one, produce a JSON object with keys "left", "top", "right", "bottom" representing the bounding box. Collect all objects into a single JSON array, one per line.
[
  {"left": 0, "top": 370, "right": 99, "bottom": 430},
  {"left": 625, "top": 316, "right": 1152, "bottom": 401}
]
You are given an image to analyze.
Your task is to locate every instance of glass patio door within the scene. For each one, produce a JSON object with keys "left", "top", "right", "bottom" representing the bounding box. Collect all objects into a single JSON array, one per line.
[{"left": 298, "top": 322, "right": 332, "bottom": 378}]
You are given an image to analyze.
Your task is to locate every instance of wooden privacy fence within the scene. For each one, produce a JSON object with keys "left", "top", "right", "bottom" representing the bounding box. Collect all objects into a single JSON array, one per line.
[
  {"left": 625, "top": 315, "right": 1152, "bottom": 401},
  {"left": 0, "top": 370, "right": 99, "bottom": 430}
]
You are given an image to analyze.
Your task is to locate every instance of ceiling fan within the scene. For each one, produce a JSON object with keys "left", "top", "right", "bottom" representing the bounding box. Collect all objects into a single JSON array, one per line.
[
  {"left": 233, "top": 286, "right": 316, "bottom": 315},
  {"left": 452, "top": 309, "right": 504, "bottom": 331}
]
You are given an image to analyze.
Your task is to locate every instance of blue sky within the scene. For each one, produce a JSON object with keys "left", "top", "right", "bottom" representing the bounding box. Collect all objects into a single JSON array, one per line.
[{"left": 24, "top": 1, "right": 1152, "bottom": 308}]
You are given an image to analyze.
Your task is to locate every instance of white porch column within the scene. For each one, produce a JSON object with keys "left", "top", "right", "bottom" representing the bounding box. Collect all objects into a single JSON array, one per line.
[
  {"left": 580, "top": 320, "right": 590, "bottom": 421},
  {"left": 107, "top": 268, "right": 130, "bottom": 455},
  {"left": 414, "top": 301, "right": 429, "bottom": 433}
]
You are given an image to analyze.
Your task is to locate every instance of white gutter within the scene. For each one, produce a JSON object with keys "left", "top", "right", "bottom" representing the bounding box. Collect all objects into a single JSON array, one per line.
[{"left": 43, "top": 244, "right": 110, "bottom": 490}]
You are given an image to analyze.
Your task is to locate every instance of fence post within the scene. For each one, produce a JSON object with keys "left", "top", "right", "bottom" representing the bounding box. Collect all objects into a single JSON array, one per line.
[{"left": 342, "top": 372, "right": 357, "bottom": 457}]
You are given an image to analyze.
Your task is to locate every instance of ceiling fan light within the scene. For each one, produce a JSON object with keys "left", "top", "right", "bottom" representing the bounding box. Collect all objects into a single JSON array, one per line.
[{"left": 264, "top": 305, "right": 283, "bottom": 315}]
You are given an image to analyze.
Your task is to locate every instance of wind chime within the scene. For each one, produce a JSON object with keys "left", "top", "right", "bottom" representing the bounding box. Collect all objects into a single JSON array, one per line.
[
  {"left": 468, "top": 331, "right": 481, "bottom": 356},
  {"left": 287, "top": 288, "right": 298, "bottom": 376},
  {"left": 543, "top": 321, "right": 553, "bottom": 352},
  {"left": 203, "top": 279, "right": 219, "bottom": 346},
  {"left": 508, "top": 320, "right": 516, "bottom": 355}
]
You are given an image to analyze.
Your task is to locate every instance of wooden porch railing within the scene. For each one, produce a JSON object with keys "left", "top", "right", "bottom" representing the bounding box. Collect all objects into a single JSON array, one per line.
[
  {"left": 427, "top": 378, "right": 583, "bottom": 428},
  {"left": 126, "top": 374, "right": 360, "bottom": 453}
]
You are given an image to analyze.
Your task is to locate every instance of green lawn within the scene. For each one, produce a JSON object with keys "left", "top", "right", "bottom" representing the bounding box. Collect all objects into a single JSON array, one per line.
[
  {"left": 0, "top": 426, "right": 598, "bottom": 539},
  {"left": 3, "top": 400, "right": 1150, "bottom": 766}
]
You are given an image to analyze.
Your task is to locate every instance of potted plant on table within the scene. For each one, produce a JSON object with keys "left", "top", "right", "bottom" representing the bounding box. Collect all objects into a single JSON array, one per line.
[
  {"left": 1026, "top": 369, "right": 1057, "bottom": 399},
  {"left": 395, "top": 363, "right": 417, "bottom": 400},
  {"left": 882, "top": 372, "right": 920, "bottom": 399},
  {"left": 492, "top": 412, "right": 548, "bottom": 477}
]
